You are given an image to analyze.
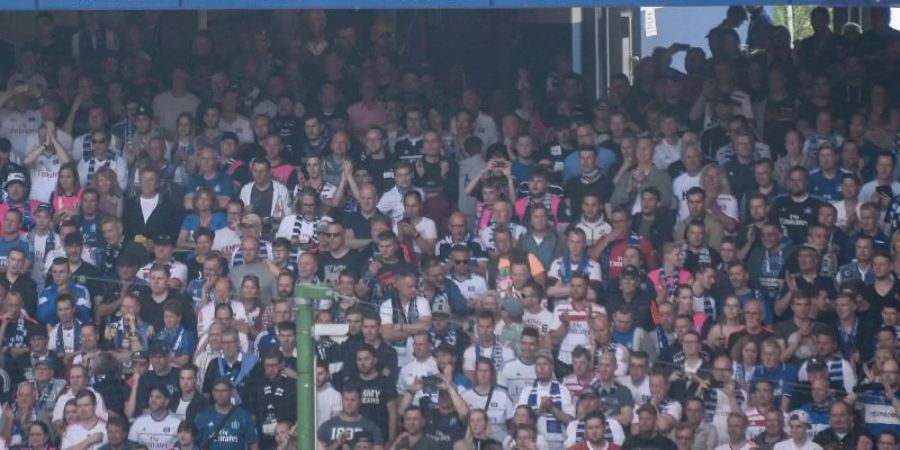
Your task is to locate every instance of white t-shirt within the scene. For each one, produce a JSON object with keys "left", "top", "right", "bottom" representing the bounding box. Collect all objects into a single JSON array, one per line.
[
  {"left": 198, "top": 301, "right": 249, "bottom": 337},
  {"left": 48, "top": 323, "right": 78, "bottom": 353},
  {"left": 773, "top": 439, "right": 823, "bottom": 450},
  {"left": 564, "top": 418, "right": 625, "bottom": 447},
  {"left": 654, "top": 139, "right": 683, "bottom": 170},
  {"left": 630, "top": 398, "right": 682, "bottom": 424},
  {"left": 60, "top": 418, "right": 108, "bottom": 450},
  {"left": 220, "top": 115, "right": 254, "bottom": 144},
  {"left": 673, "top": 172, "right": 702, "bottom": 220},
  {"left": 522, "top": 308, "right": 554, "bottom": 337},
  {"left": 499, "top": 359, "right": 536, "bottom": 402},
  {"left": 316, "top": 385, "right": 342, "bottom": 429},
  {"left": 139, "top": 194, "right": 160, "bottom": 223},
  {"left": 29, "top": 152, "right": 62, "bottom": 203},
  {"left": 551, "top": 301, "right": 606, "bottom": 364},
  {"left": 396, "top": 357, "right": 439, "bottom": 394},
  {"left": 212, "top": 227, "right": 241, "bottom": 256},
  {"left": 379, "top": 296, "right": 431, "bottom": 363},
  {"left": 128, "top": 412, "right": 180, "bottom": 450},
  {"left": 462, "top": 387, "right": 516, "bottom": 441}
]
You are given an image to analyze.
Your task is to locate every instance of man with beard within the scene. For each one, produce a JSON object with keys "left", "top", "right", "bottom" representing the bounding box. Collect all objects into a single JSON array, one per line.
[
  {"left": 343, "top": 344, "right": 398, "bottom": 443},
  {"left": 770, "top": 166, "right": 825, "bottom": 246}
]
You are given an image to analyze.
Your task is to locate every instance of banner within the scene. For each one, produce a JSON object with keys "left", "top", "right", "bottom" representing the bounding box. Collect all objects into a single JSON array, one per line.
[{"left": 180, "top": 0, "right": 488, "bottom": 7}]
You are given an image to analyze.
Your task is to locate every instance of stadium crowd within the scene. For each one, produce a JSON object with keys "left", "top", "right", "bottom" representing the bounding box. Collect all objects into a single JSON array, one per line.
[{"left": 0, "top": 4, "right": 897, "bottom": 450}]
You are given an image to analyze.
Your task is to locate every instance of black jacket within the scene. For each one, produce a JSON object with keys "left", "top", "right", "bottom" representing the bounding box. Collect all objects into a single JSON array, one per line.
[{"left": 122, "top": 193, "right": 180, "bottom": 242}]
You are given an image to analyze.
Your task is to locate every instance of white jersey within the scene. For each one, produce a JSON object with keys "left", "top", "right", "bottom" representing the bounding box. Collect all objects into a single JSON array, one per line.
[
  {"left": 575, "top": 218, "right": 612, "bottom": 246},
  {"left": 0, "top": 108, "right": 41, "bottom": 161},
  {"left": 61, "top": 418, "right": 108, "bottom": 450},
  {"left": 673, "top": 172, "right": 701, "bottom": 220},
  {"left": 551, "top": 301, "right": 606, "bottom": 364},
  {"left": 450, "top": 274, "right": 488, "bottom": 301},
  {"left": 461, "top": 387, "right": 516, "bottom": 441},
  {"left": 396, "top": 357, "right": 439, "bottom": 395},
  {"left": 128, "top": 413, "right": 180, "bottom": 450},
  {"left": 499, "top": 358, "right": 537, "bottom": 402},
  {"left": 616, "top": 376, "right": 650, "bottom": 405},
  {"left": 29, "top": 152, "right": 63, "bottom": 203},
  {"left": 714, "top": 443, "right": 754, "bottom": 450}
]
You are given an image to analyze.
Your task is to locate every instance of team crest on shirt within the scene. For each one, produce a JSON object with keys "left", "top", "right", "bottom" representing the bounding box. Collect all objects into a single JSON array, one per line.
[{"left": 232, "top": 420, "right": 240, "bottom": 428}]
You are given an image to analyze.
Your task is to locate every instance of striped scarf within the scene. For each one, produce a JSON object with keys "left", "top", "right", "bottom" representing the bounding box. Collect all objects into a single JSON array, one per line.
[
  {"left": 86, "top": 156, "right": 115, "bottom": 185},
  {"left": 572, "top": 418, "right": 614, "bottom": 443},
  {"left": 528, "top": 381, "right": 563, "bottom": 434},
  {"left": 475, "top": 340, "right": 507, "bottom": 373},
  {"left": 827, "top": 355, "right": 846, "bottom": 387}
]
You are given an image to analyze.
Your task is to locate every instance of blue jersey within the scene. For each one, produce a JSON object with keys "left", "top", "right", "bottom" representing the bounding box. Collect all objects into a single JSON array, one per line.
[
  {"left": 808, "top": 168, "right": 848, "bottom": 202},
  {"left": 858, "top": 388, "right": 900, "bottom": 436},
  {"left": 751, "top": 363, "right": 799, "bottom": 402},
  {"left": 156, "top": 325, "right": 195, "bottom": 356},
  {"left": 74, "top": 215, "right": 105, "bottom": 249},
  {"left": 36, "top": 282, "right": 92, "bottom": 325},
  {"left": 194, "top": 406, "right": 259, "bottom": 450},
  {"left": 181, "top": 212, "right": 228, "bottom": 235}
]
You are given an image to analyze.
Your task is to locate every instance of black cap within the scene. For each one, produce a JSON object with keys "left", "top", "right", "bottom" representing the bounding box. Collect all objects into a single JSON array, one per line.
[
  {"left": 148, "top": 341, "right": 171, "bottom": 355},
  {"left": 35, "top": 203, "right": 52, "bottom": 214},
  {"left": 621, "top": 265, "right": 641, "bottom": 279},
  {"left": 135, "top": 104, "right": 153, "bottom": 117},
  {"left": 33, "top": 355, "right": 53, "bottom": 368},
  {"left": 153, "top": 234, "right": 174, "bottom": 246},
  {"left": 0, "top": 138, "right": 11, "bottom": 153},
  {"left": 30, "top": 325, "right": 48, "bottom": 338},
  {"left": 132, "top": 351, "right": 149, "bottom": 361}
]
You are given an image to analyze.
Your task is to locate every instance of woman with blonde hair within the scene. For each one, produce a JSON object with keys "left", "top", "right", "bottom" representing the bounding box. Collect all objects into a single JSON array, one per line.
[
  {"left": 90, "top": 166, "right": 124, "bottom": 217},
  {"left": 698, "top": 163, "right": 739, "bottom": 231},
  {"left": 463, "top": 409, "right": 498, "bottom": 449}
]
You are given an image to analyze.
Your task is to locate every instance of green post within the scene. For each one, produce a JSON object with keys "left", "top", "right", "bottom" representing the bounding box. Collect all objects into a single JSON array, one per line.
[{"left": 294, "top": 283, "right": 332, "bottom": 450}]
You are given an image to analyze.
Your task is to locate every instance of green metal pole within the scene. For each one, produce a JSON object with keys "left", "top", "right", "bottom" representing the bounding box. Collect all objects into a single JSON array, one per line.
[{"left": 295, "top": 283, "right": 331, "bottom": 450}]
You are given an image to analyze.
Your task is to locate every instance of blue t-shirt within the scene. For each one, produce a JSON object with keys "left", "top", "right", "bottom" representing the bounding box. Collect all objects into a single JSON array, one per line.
[
  {"left": 156, "top": 325, "right": 196, "bottom": 356},
  {"left": 181, "top": 212, "right": 228, "bottom": 234},
  {"left": 187, "top": 171, "right": 236, "bottom": 198},
  {"left": 0, "top": 237, "right": 31, "bottom": 269},
  {"left": 194, "top": 406, "right": 259, "bottom": 450}
]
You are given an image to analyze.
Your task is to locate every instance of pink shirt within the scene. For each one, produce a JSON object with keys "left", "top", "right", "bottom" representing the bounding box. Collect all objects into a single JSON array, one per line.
[{"left": 52, "top": 188, "right": 83, "bottom": 212}]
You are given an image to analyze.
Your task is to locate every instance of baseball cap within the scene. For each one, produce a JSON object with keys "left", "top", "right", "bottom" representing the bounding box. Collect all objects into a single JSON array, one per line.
[
  {"left": 148, "top": 341, "right": 171, "bottom": 355},
  {"left": 788, "top": 410, "right": 812, "bottom": 428},
  {"left": 621, "top": 265, "right": 641, "bottom": 279},
  {"left": 153, "top": 234, "right": 174, "bottom": 246},
  {"left": 135, "top": 104, "right": 153, "bottom": 118},
  {"left": 501, "top": 296, "right": 524, "bottom": 319},
  {"left": 432, "top": 299, "right": 451, "bottom": 318},
  {"left": 241, "top": 214, "right": 262, "bottom": 226},
  {"left": 806, "top": 357, "right": 828, "bottom": 373},
  {"left": 4, "top": 172, "right": 27, "bottom": 188},
  {"left": 35, "top": 203, "right": 52, "bottom": 214},
  {"left": 131, "top": 351, "right": 149, "bottom": 362}
]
